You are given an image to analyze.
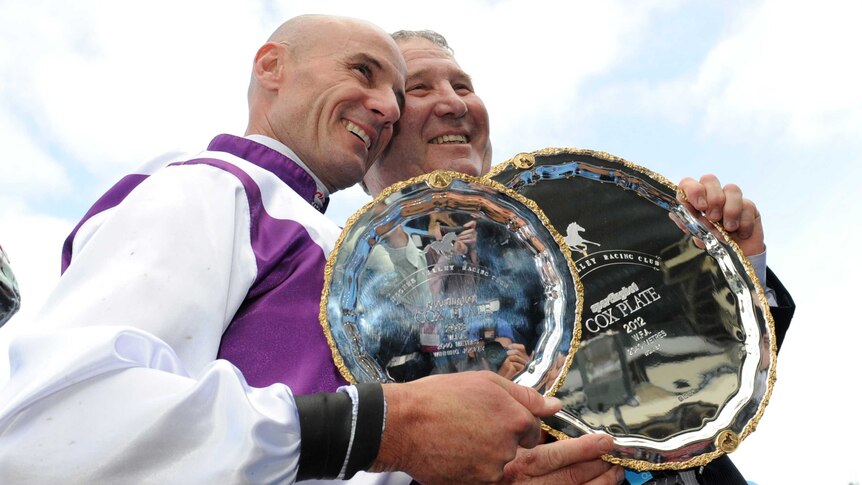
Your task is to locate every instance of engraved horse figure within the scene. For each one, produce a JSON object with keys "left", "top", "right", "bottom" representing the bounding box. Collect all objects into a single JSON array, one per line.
[
  {"left": 564, "top": 222, "right": 601, "bottom": 253},
  {"left": 423, "top": 231, "right": 460, "bottom": 258}
]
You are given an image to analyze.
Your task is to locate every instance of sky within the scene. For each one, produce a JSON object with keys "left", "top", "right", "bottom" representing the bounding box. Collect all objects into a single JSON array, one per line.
[{"left": 1, "top": 0, "right": 860, "bottom": 483}]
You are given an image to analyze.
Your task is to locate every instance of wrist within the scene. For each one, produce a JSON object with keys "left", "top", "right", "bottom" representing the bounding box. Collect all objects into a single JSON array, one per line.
[
  {"left": 369, "top": 383, "right": 414, "bottom": 475},
  {"left": 295, "top": 383, "right": 385, "bottom": 480}
]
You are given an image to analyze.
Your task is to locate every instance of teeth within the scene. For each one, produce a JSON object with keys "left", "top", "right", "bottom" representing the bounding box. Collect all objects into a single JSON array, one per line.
[
  {"left": 430, "top": 134, "right": 468, "bottom": 144},
  {"left": 343, "top": 120, "right": 371, "bottom": 149}
]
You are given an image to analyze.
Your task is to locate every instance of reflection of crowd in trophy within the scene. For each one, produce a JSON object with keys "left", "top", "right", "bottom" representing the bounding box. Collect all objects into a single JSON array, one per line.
[{"left": 368, "top": 211, "right": 537, "bottom": 382}]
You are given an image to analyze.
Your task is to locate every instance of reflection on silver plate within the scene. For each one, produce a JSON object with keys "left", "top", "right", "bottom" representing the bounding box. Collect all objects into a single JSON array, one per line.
[
  {"left": 321, "top": 171, "right": 582, "bottom": 394},
  {"left": 488, "top": 149, "right": 777, "bottom": 471},
  {"left": 0, "top": 244, "right": 20, "bottom": 327}
]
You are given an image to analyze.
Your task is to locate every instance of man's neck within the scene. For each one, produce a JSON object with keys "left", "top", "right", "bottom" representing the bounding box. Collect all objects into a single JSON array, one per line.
[{"left": 244, "top": 134, "right": 331, "bottom": 201}]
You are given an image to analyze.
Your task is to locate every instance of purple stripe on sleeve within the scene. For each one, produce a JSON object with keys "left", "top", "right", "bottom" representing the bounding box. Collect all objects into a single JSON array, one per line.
[
  {"left": 61, "top": 174, "right": 149, "bottom": 273},
  {"left": 178, "top": 158, "right": 347, "bottom": 394}
]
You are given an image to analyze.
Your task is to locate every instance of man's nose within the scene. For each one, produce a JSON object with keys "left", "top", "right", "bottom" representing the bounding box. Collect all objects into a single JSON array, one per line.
[
  {"left": 367, "top": 88, "right": 401, "bottom": 125},
  {"left": 433, "top": 85, "right": 468, "bottom": 118}
]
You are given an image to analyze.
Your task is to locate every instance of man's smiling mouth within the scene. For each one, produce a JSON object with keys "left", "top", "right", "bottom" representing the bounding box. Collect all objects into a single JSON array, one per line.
[
  {"left": 343, "top": 120, "right": 371, "bottom": 149},
  {"left": 430, "top": 134, "right": 468, "bottom": 144}
]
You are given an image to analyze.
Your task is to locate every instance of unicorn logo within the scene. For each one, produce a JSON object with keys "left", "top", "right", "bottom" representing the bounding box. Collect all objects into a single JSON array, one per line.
[
  {"left": 564, "top": 222, "right": 601, "bottom": 253},
  {"left": 423, "top": 231, "right": 460, "bottom": 258}
]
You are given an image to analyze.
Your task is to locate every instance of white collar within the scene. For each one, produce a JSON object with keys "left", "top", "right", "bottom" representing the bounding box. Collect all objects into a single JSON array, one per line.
[{"left": 244, "top": 134, "right": 331, "bottom": 201}]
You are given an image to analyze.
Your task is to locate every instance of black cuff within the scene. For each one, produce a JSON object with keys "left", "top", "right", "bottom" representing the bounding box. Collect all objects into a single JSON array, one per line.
[
  {"left": 766, "top": 267, "right": 795, "bottom": 351},
  {"left": 295, "top": 390, "right": 353, "bottom": 480},
  {"left": 344, "top": 383, "right": 385, "bottom": 478}
]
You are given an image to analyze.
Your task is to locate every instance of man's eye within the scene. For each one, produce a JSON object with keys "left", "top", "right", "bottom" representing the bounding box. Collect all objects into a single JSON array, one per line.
[
  {"left": 453, "top": 84, "right": 473, "bottom": 94},
  {"left": 407, "top": 84, "right": 428, "bottom": 93},
  {"left": 352, "top": 63, "right": 373, "bottom": 80}
]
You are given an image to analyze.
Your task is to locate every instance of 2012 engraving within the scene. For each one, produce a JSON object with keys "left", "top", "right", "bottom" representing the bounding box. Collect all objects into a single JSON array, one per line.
[{"left": 585, "top": 284, "right": 662, "bottom": 334}]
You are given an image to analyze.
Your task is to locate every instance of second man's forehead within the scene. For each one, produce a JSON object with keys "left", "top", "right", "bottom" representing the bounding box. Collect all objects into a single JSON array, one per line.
[
  {"left": 407, "top": 64, "right": 473, "bottom": 88},
  {"left": 403, "top": 48, "right": 470, "bottom": 80}
]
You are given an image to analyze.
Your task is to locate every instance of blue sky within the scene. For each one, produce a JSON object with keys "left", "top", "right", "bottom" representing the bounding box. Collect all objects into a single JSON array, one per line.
[{"left": 2, "top": 1, "right": 860, "bottom": 483}]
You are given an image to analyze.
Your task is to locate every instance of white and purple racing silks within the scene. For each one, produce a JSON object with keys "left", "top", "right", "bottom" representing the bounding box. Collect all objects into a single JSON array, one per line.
[{"left": 0, "top": 134, "right": 354, "bottom": 483}]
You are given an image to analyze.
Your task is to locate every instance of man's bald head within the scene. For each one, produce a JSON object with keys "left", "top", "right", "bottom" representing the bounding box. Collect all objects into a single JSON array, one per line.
[
  {"left": 245, "top": 15, "right": 407, "bottom": 192},
  {"left": 266, "top": 15, "right": 371, "bottom": 60}
]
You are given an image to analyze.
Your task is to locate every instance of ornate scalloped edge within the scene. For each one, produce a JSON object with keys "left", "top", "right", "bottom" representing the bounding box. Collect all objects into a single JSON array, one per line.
[
  {"left": 490, "top": 147, "right": 778, "bottom": 471},
  {"left": 544, "top": 424, "right": 725, "bottom": 471},
  {"left": 318, "top": 170, "right": 585, "bottom": 397}
]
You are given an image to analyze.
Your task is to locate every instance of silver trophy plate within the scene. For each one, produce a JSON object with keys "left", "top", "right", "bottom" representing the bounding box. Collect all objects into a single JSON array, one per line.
[
  {"left": 488, "top": 149, "right": 777, "bottom": 471},
  {"left": 0, "top": 244, "right": 20, "bottom": 327},
  {"left": 321, "top": 171, "right": 582, "bottom": 394}
]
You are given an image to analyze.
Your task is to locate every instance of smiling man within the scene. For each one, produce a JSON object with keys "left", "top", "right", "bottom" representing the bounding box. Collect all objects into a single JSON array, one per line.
[
  {"left": 364, "top": 29, "right": 794, "bottom": 485},
  {"left": 364, "top": 30, "right": 625, "bottom": 485},
  {"left": 363, "top": 30, "right": 491, "bottom": 195},
  {"left": 0, "top": 16, "right": 567, "bottom": 485}
]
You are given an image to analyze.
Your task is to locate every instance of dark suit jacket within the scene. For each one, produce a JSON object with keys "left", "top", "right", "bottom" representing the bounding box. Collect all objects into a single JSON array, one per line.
[{"left": 689, "top": 268, "right": 795, "bottom": 485}]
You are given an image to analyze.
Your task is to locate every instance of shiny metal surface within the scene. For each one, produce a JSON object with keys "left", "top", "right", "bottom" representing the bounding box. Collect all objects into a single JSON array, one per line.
[
  {"left": 321, "top": 171, "right": 582, "bottom": 393},
  {"left": 0, "top": 244, "right": 20, "bottom": 327},
  {"left": 488, "top": 148, "right": 776, "bottom": 470}
]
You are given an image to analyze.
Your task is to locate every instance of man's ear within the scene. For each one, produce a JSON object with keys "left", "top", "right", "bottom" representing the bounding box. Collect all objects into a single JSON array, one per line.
[
  {"left": 252, "top": 42, "right": 284, "bottom": 90},
  {"left": 482, "top": 141, "right": 493, "bottom": 175}
]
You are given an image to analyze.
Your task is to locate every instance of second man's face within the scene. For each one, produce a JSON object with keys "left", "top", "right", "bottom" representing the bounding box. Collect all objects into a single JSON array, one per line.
[{"left": 368, "top": 37, "right": 491, "bottom": 192}]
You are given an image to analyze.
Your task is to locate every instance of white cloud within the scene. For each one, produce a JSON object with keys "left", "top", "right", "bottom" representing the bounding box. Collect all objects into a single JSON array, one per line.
[
  {"left": 693, "top": 0, "right": 862, "bottom": 146},
  {"left": 0, "top": 111, "right": 70, "bottom": 197},
  {"left": 1, "top": 0, "right": 260, "bottom": 184},
  {"left": 462, "top": 1, "right": 676, "bottom": 159},
  {"left": 589, "top": 0, "right": 862, "bottom": 153}
]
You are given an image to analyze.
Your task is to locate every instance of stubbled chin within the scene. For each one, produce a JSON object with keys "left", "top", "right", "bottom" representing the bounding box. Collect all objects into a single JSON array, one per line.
[{"left": 436, "top": 156, "right": 483, "bottom": 177}]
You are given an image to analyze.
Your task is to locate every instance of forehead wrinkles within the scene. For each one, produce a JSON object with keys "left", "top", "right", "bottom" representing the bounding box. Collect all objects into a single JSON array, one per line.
[
  {"left": 402, "top": 50, "right": 469, "bottom": 83},
  {"left": 407, "top": 65, "right": 472, "bottom": 86}
]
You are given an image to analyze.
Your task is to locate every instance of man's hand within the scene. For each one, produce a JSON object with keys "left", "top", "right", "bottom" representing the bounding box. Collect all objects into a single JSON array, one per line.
[
  {"left": 498, "top": 435, "right": 625, "bottom": 485},
  {"left": 497, "top": 343, "right": 529, "bottom": 380},
  {"left": 677, "top": 174, "right": 765, "bottom": 256},
  {"left": 371, "top": 371, "right": 561, "bottom": 484},
  {"left": 454, "top": 220, "right": 479, "bottom": 263}
]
